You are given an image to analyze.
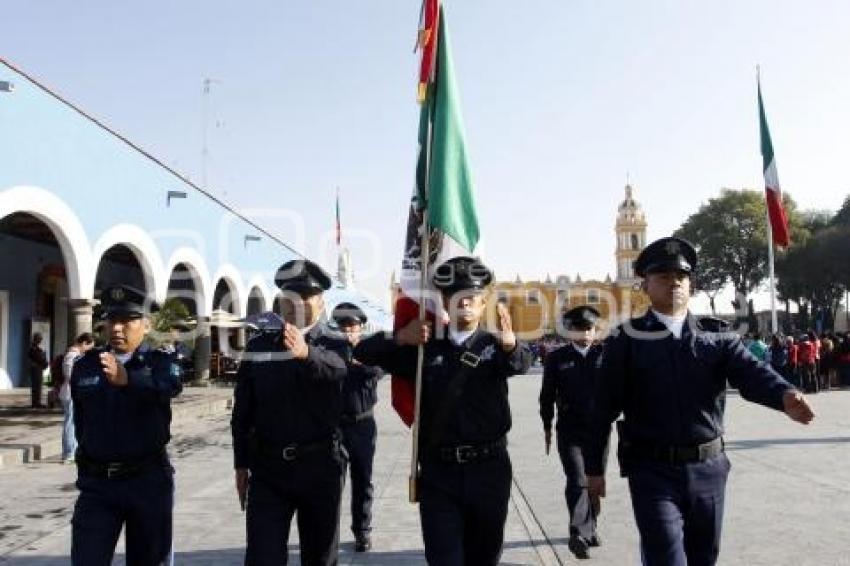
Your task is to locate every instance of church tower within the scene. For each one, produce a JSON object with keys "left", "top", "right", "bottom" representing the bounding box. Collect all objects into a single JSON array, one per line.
[{"left": 615, "top": 184, "right": 647, "bottom": 284}]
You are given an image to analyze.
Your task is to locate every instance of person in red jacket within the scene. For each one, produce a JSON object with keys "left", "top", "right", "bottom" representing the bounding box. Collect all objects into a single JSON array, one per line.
[
  {"left": 786, "top": 336, "right": 799, "bottom": 388},
  {"left": 797, "top": 335, "right": 817, "bottom": 393}
]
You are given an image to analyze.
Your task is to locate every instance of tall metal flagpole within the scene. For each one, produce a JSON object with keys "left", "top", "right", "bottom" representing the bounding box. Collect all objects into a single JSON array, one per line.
[
  {"left": 767, "top": 207, "right": 778, "bottom": 334},
  {"left": 759, "top": 66, "right": 779, "bottom": 335}
]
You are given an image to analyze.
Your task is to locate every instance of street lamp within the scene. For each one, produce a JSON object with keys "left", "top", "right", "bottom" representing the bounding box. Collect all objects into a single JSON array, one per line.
[{"left": 0, "top": 81, "right": 13, "bottom": 93}]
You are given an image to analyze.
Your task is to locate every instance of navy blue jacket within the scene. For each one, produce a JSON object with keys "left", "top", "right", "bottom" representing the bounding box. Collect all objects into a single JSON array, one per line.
[
  {"left": 71, "top": 344, "right": 182, "bottom": 463},
  {"left": 336, "top": 340, "right": 384, "bottom": 417},
  {"left": 585, "top": 311, "right": 794, "bottom": 476},
  {"left": 539, "top": 342, "right": 604, "bottom": 442},
  {"left": 231, "top": 324, "right": 347, "bottom": 470},
  {"left": 354, "top": 328, "right": 533, "bottom": 449}
]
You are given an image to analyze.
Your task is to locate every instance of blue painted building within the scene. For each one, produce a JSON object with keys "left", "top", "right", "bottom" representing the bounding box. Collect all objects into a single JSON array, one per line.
[{"left": 0, "top": 59, "right": 389, "bottom": 389}]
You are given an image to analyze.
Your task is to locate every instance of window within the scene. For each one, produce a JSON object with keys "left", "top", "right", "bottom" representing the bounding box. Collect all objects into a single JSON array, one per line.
[
  {"left": 527, "top": 289, "right": 540, "bottom": 304},
  {"left": 497, "top": 291, "right": 509, "bottom": 303},
  {"left": 631, "top": 233, "right": 640, "bottom": 250},
  {"left": 586, "top": 289, "right": 600, "bottom": 304}
]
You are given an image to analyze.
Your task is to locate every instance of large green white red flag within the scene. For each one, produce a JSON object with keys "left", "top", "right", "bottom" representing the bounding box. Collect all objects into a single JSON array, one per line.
[
  {"left": 758, "top": 80, "right": 791, "bottom": 248},
  {"left": 392, "top": 1, "right": 481, "bottom": 425}
]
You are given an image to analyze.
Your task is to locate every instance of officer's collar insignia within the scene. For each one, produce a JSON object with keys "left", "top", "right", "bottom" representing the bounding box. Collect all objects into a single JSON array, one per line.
[
  {"left": 665, "top": 241, "right": 681, "bottom": 255},
  {"left": 479, "top": 344, "right": 496, "bottom": 362},
  {"left": 78, "top": 375, "right": 100, "bottom": 387},
  {"left": 110, "top": 288, "right": 125, "bottom": 301},
  {"left": 430, "top": 355, "right": 444, "bottom": 366}
]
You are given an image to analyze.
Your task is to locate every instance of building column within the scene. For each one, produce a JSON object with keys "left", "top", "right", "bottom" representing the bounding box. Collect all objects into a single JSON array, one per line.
[
  {"left": 194, "top": 319, "right": 211, "bottom": 382},
  {"left": 67, "top": 298, "right": 97, "bottom": 342},
  {"left": 235, "top": 328, "right": 247, "bottom": 351}
]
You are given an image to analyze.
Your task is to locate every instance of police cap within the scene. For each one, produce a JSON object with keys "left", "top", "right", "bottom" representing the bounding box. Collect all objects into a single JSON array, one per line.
[
  {"left": 274, "top": 259, "right": 332, "bottom": 295},
  {"left": 332, "top": 302, "right": 367, "bottom": 326},
  {"left": 99, "top": 285, "right": 159, "bottom": 320},
  {"left": 563, "top": 305, "right": 601, "bottom": 330},
  {"left": 634, "top": 236, "right": 697, "bottom": 278},
  {"left": 432, "top": 256, "right": 493, "bottom": 294}
]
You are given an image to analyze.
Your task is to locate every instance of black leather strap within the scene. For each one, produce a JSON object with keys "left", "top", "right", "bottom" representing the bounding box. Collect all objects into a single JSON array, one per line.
[
  {"left": 424, "top": 436, "right": 508, "bottom": 465},
  {"left": 77, "top": 450, "right": 167, "bottom": 479},
  {"left": 631, "top": 437, "right": 724, "bottom": 464}
]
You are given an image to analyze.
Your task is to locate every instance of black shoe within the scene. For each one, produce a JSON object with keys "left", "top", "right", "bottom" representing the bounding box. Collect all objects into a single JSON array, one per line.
[
  {"left": 589, "top": 534, "right": 602, "bottom": 547},
  {"left": 355, "top": 535, "right": 372, "bottom": 553},
  {"left": 568, "top": 535, "right": 590, "bottom": 559}
]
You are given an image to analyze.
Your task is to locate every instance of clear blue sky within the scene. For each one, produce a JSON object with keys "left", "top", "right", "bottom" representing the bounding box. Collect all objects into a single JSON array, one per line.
[{"left": 5, "top": 0, "right": 850, "bottom": 309}]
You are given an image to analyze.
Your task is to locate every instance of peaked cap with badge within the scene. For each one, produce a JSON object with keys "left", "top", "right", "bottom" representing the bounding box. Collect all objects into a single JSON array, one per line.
[
  {"left": 633, "top": 236, "right": 697, "bottom": 278},
  {"left": 432, "top": 256, "right": 493, "bottom": 294}
]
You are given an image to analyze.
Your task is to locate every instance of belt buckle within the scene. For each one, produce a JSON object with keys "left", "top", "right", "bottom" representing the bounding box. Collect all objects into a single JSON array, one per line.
[
  {"left": 106, "top": 463, "right": 122, "bottom": 479},
  {"left": 454, "top": 445, "right": 474, "bottom": 464},
  {"left": 282, "top": 446, "right": 298, "bottom": 461},
  {"left": 460, "top": 352, "right": 480, "bottom": 368}
]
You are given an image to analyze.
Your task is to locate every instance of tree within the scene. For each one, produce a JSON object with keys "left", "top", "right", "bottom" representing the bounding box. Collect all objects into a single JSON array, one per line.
[
  {"left": 831, "top": 194, "right": 850, "bottom": 227},
  {"left": 675, "top": 189, "right": 799, "bottom": 318},
  {"left": 152, "top": 297, "right": 192, "bottom": 335}
]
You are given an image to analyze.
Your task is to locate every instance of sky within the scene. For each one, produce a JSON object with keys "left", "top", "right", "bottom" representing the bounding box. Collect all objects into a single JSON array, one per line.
[{"left": 4, "top": 0, "right": 850, "bottom": 312}]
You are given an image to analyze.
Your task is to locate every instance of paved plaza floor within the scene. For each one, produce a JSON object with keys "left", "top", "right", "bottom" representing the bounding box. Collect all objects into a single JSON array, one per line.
[{"left": 1, "top": 370, "right": 848, "bottom": 565}]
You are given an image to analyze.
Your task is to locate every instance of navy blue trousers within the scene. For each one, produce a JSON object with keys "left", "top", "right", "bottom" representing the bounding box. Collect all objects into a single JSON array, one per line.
[
  {"left": 341, "top": 417, "right": 377, "bottom": 537},
  {"left": 628, "top": 453, "right": 731, "bottom": 566},
  {"left": 556, "top": 436, "right": 597, "bottom": 542},
  {"left": 71, "top": 463, "right": 174, "bottom": 566},
  {"left": 418, "top": 451, "right": 512, "bottom": 566},
  {"left": 245, "top": 448, "right": 346, "bottom": 566}
]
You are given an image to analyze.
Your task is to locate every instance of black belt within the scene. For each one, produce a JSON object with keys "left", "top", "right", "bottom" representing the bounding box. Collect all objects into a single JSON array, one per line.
[
  {"left": 424, "top": 437, "right": 508, "bottom": 465},
  {"left": 632, "top": 437, "right": 724, "bottom": 465},
  {"left": 77, "top": 450, "right": 167, "bottom": 480},
  {"left": 259, "top": 436, "right": 339, "bottom": 462},
  {"left": 339, "top": 409, "right": 374, "bottom": 425}
]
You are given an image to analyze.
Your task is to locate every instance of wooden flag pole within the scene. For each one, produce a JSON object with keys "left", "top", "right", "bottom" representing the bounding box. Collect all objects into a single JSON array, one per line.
[{"left": 410, "top": 0, "right": 439, "bottom": 503}]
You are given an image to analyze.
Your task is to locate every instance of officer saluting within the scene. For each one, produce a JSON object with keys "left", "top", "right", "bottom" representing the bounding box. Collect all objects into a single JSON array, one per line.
[
  {"left": 231, "top": 259, "right": 348, "bottom": 565},
  {"left": 70, "top": 284, "right": 182, "bottom": 565},
  {"left": 331, "top": 302, "right": 384, "bottom": 553},
  {"left": 539, "top": 305, "right": 604, "bottom": 559},
  {"left": 354, "top": 256, "right": 533, "bottom": 565},
  {"left": 585, "top": 237, "right": 814, "bottom": 566}
]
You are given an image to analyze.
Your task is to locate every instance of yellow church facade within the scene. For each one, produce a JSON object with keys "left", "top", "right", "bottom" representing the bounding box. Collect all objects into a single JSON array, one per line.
[
  {"left": 485, "top": 184, "right": 650, "bottom": 339},
  {"left": 390, "top": 184, "right": 652, "bottom": 338}
]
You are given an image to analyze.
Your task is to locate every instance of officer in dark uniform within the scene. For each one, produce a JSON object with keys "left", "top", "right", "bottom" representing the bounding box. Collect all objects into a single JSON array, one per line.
[
  {"left": 70, "top": 284, "right": 182, "bottom": 565},
  {"left": 539, "top": 305, "right": 604, "bottom": 559},
  {"left": 231, "top": 259, "right": 348, "bottom": 566},
  {"left": 585, "top": 237, "right": 815, "bottom": 566},
  {"left": 331, "top": 302, "right": 384, "bottom": 553},
  {"left": 354, "top": 256, "right": 533, "bottom": 566}
]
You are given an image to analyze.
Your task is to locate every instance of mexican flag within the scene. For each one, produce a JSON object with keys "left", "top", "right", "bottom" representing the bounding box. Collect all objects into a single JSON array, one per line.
[
  {"left": 392, "top": 1, "right": 480, "bottom": 426},
  {"left": 758, "top": 80, "right": 791, "bottom": 248}
]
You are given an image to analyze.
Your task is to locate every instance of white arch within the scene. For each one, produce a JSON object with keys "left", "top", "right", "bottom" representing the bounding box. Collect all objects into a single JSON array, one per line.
[
  {"left": 92, "top": 224, "right": 165, "bottom": 301},
  {"left": 164, "top": 247, "right": 213, "bottom": 318},
  {"left": 0, "top": 186, "right": 92, "bottom": 298},
  {"left": 210, "top": 264, "right": 246, "bottom": 318}
]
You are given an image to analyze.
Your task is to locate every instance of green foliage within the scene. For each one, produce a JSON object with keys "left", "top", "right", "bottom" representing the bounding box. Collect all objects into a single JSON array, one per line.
[
  {"left": 675, "top": 189, "right": 772, "bottom": 298},
  {"left": 831, "top": 195, "right": 850, "bottom": 227},
  {"left": 152, "top": 297, "right": 192, "bottom": 334}
]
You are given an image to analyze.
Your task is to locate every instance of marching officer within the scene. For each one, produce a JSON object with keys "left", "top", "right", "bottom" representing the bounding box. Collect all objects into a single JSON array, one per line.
[
  {"left": 70, "top": 284, "right": 182, "bottom": 565},
  {"left": 354, "top": 256, "right": 533, "bottom": 566},
  {"left": 585, "top": 237, "right": 815, "bottom": 566},
  {"left": 231, "top": 259, "right": 348, "bottom": 565},
  {"left": 539, "top": 305, "right": 604, "bottom": 559},
  {"left": 331, "top": 302, "right": 384, "bottom": 553}
]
